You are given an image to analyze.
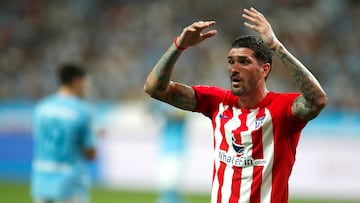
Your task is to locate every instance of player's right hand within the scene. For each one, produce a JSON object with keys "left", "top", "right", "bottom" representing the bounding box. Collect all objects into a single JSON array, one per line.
[{"left": 177, "top": 21, "right": 217, "bottom": 49}]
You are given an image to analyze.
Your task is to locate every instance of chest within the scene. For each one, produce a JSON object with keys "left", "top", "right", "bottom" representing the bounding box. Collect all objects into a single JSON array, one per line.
[{"left": 213, "top": 105, "right": 276, "bottom": 153}]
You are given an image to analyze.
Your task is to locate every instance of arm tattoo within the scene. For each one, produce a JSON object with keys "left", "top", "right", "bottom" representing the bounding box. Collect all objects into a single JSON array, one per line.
[
  {"left": 276, "top": 46, "right": 327, "bottom": 121},
  {"left": 292, "top": 96, "right": 314, "bottom": 120},
  {"left": 168, "top": 84, "right": 197, "bottom": 110},
  {"left": 145, "top": 43, "right": 197, "bottom": 111},
  {"left": 154, "top": 45, "right": 182, "bottom": 91}
]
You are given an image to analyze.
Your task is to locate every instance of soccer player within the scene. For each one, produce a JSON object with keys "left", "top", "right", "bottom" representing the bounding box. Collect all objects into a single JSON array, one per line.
[
  {"left": 151, "top": 102, "right": 187, "bottom": 203},
  {"left": 144, "top": 7, "right": 327, "bottom": 203},
  {"left": 31, "top": 64, "right": 96, "bottom": 203}
]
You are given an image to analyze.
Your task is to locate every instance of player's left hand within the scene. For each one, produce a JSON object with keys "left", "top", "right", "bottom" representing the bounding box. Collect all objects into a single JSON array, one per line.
[{"left": 242, "top": 7, "right": 280, "bottom": 51}]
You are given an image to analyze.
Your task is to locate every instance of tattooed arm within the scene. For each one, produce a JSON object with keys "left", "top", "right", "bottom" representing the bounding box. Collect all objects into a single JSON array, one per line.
[
  {"left": 275, "top": 45, "right": 327, "bottom": 121},
  {"left": 242, "top": 7, "right": 327, "bottom": 121},
  {"left": 144, "top": 43, "right": 196, "bottom": 111},
  {"left": 144, "top": 21, "right": 217, "bottom": 111}
]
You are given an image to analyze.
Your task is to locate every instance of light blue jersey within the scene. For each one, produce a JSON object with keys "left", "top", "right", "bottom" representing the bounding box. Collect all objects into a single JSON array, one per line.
[
  {"left": 152, "top": 102, "right": 187, "bottom": 155},
  {"left": 31, "top": 93, "right": 95, "bottom": 201}
]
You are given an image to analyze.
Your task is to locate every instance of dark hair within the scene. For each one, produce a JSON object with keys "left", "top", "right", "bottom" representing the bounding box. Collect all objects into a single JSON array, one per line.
[
  {"left": 57, "top": 64, "right": 86, "bottom": 85},
  {"left": 231, "top": 35, "right": 273, "bottom": 65}
]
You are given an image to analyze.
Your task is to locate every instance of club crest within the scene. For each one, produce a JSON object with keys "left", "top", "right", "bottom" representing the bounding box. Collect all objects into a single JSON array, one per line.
[{"left": 255, "top": 115, "right": 266, "bottom": 128}]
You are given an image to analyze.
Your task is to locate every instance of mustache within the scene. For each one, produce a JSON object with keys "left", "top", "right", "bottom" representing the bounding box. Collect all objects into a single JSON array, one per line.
[{"left": 231, "top": 73, "right": 243, "bottom": 81}]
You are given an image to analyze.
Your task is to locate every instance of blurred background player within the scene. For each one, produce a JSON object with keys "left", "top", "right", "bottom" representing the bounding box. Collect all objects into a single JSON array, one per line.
[
  {"left": 31, "top": 64, "right": 96, "bottom": 203},
  {"left": 150, "top": 102, "right": 187, "bottom": 203}
]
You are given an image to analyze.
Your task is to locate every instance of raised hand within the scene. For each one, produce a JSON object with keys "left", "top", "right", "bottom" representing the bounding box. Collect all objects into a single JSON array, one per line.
[
  {"left": 176, "top": 21, "right": 217, "bottom": 49},
  {"left": 242, "top": 7, "right": 280, "bottom": 50}
]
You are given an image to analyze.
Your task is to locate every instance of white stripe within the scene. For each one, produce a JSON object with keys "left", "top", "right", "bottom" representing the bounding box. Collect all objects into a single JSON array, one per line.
[
  {"left": 220, "top": 107, "right": 241, "bottom": 202},
  {"left": 221, "top": 166, "right": 234, "bottom": 202},
  {"left": 211, "top": 103, "right": 227, "bottom": 203},
  {"left": 237, "top": 108, "right": 258, "bottom": 203},
  {"left": 260, "top": 108, "right": 274, "bottom": 203},
  {"left": 211, "top": 175, "right": 220, "bottom": 203}
]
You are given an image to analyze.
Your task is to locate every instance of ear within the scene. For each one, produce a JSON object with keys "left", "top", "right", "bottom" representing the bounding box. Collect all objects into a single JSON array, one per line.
[{"left": 261, "top": 63, "right": 271, "bottom": 79}]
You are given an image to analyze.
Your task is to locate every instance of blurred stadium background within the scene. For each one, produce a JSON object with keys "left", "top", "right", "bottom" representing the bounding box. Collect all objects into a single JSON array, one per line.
[{"left": 0, "top": 0, "right": 359, "bottom": 202}]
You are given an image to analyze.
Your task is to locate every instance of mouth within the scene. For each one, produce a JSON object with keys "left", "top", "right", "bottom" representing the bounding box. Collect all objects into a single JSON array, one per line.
[
  {"left": 231, "top": 74, "right": 242, "bottom": 86},
  {"left": 232, "top": 78, "right": 241, "bottom": 83}
]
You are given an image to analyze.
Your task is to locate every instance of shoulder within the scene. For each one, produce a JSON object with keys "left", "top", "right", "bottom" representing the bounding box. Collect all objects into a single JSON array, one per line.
[
  {"left": 192, "top": 85, "right": 233, "bottom": 98},
  {"left": 192, "top": 85, "right": 238, "bottom": 106},
  {"left": 269, "top": 91, "right": 301, "bottom": 103},
  {"left": 191, "top": 85, "right": 237, "bottom": 116},
  {"left": 266, "top": 91, "right": 307, "bottom": 126},
  {"left": 72, "top": 98, "right": 92, "bottom": 117},
  {"left": 34, "top": 94, "right": 57, "bottom": 112},
  {"left": 261, "top": 91, "right": 301, "bottom": 117}
]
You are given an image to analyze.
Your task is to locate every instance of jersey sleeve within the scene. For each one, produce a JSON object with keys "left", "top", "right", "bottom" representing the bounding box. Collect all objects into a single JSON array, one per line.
[
  {"left": 281, "top": 93, "right": 308, "bottom": 131},
  {"left": 191, "top": 85, "right": 228, "bottom": 118}
]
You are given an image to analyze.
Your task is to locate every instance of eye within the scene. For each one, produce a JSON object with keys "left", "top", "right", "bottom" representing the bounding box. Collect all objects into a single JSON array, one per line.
[
  {"left": 227, "top": 58, "right": 235, "bottom": 65},
  {"left": 239, "top": 58, "right": 250, "bottom": 65}
]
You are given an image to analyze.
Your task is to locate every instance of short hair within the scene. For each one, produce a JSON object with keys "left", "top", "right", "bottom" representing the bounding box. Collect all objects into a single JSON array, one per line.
[
  {"left": 57, "top": 64, "right": 86, "bottom": 85},
  {"left": 231, "top": 35, "right": 273, "bottom": 65}
]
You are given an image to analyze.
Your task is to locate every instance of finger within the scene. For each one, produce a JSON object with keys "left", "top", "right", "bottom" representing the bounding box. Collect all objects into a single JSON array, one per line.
[
  {"left": 193, "top": 21, "right": 216, "bottom": 29},
  {"left": 248, "top": 7, "right": 261, "bottom": 16},
  {"left": 204, "top": 21, "right": 216, "bottom": 27},
  {"left": 242, "top": 13, "right": 259, "bottom": 25},
  {"left": 201, "top": 30, "right": 218, "bottom": 39},
  {"left": 249, "top": 7, "right": 266, "bottom": 21},
  {"left": 244, "top": 22, "right": 259, "bottom": 32},
  {"left": 186, "top": 27, "right": 197, "bottom": 32},
  {"left": 243, "top": 8, "right": 258, "bottom": 18},
  {"left": 250, "top": 7, "right": 259, "bottom": 13}
]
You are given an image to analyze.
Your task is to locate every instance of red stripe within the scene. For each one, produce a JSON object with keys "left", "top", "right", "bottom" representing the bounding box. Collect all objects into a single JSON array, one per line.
[
  {"left": 212, "top": 135, "right": 217, "bottom": 184},
  {"left": 250, "top": 109, "right": 266, "bottom": 203},
  {"left": 228, "top": 167, "right": 242, "bottom": 203},
  {"left": 229, "top": 109, "right": 249, "bottom": 202},
  {"left": 212, "top": 161, "right": 216, "bottom": 184},
  {"left": 216, "top": 107, "right": 233, "bottom": 202},
  {"left": 219, "top": 108, "right": 232, "bottom": 151},
  {"left": 216, "top": 163, "right": 226, "bottom": 203}
]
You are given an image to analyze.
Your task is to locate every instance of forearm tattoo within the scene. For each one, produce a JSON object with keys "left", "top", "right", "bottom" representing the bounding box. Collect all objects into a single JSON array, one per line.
[
  {"left": 154, "top": 45, "right": 182, "bottom": 91},
  {"left": 276, "top": 46, "right": 325, "bottom": 120}
]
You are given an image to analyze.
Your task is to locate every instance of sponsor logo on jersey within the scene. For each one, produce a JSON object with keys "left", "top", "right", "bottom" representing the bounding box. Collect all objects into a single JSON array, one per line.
[
  {"left": 218, "top": 150, "right": 266, "bottom": 167},
  {"left": 232, "top": 137, "right": 245, "bottom": 154},
  {"left": 255, "top": 115, "right": 266, "bottom": 128}
]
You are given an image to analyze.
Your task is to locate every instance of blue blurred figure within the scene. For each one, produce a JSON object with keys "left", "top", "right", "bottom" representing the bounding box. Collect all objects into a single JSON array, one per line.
[
  {"left": 31, "top": 64, "right": 96, "bottom": 203},
  {"left": 152, "top": 102, "right": 187, "bottom": 203}
]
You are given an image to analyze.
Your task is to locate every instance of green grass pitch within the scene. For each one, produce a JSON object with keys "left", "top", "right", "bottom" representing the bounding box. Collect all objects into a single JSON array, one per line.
[{"left": 0, "top": 182, "right": 358, "bottom": 203}]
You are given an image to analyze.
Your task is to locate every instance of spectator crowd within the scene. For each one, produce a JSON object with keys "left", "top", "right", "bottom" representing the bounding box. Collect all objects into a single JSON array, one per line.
[{"left": 0, "top": 0, "right": 359, "bottom": 110}]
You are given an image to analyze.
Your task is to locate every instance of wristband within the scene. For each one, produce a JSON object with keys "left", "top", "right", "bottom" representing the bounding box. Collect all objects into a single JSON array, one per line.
[{"left": 174, "top": 37, "right": 187, "bottom": 50}]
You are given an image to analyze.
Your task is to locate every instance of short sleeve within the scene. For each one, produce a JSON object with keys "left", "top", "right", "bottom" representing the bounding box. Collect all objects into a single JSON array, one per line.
[
  {"left": 191, "top": 85, "right": 229, "bottom": 118},
  {"left": 282, "top": 93, "right": 308, "bottom": 131}
]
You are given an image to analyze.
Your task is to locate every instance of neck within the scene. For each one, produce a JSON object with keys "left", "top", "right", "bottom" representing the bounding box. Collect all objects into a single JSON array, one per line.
[
  {"left": 237, "top": 87, "right": 269, "bottom": 109},
  {"left": 58, "top": 86, "right": 78, "bottom": 97}
]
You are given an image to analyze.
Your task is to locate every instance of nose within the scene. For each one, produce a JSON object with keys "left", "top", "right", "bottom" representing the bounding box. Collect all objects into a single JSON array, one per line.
[{"left": 229, "top": 64, "right": 240, "bottom": 75}]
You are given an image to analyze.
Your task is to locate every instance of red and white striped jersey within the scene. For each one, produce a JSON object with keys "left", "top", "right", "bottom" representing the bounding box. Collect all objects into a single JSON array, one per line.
[{"left": 192, "top": 85, "right": 307, "bottom": 203}]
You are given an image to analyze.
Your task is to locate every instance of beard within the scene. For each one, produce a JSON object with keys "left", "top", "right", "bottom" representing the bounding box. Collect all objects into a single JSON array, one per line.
[
  {"left": 230, "top": 77, "right": 259, "bottom": 96},
  {"left": 231, "top": 85, "right": 248, "bottom": 96}
]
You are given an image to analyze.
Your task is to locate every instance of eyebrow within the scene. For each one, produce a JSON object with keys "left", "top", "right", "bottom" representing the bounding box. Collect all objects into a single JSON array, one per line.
[{"left": 227, "top": 55, "right": 251, "bottom": 60}]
